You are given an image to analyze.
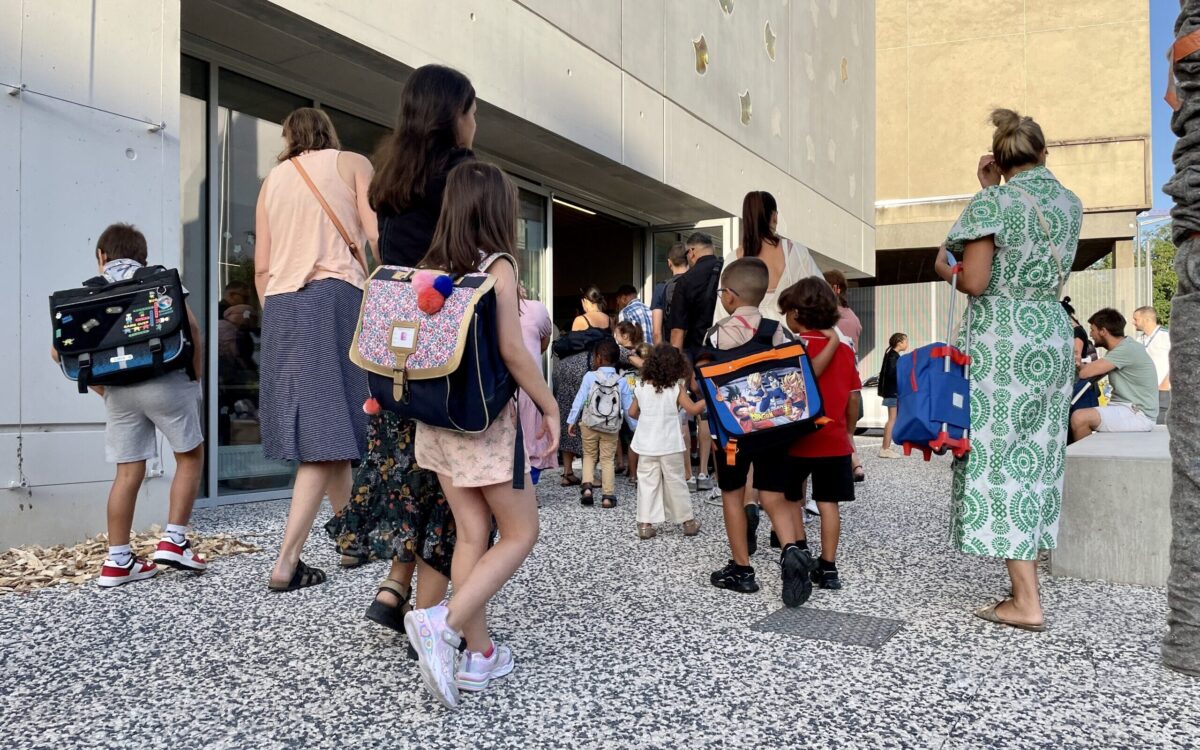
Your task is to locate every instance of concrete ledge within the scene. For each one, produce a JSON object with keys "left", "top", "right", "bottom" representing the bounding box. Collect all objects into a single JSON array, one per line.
[{"left": 1051, "top": 426, "right": 1171, "bottom": 587}]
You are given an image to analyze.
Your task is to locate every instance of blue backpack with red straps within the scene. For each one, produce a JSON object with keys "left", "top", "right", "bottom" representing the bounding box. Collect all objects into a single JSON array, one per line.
[{"left": 894, "top": 342, "right": 971, "bottom": 460}]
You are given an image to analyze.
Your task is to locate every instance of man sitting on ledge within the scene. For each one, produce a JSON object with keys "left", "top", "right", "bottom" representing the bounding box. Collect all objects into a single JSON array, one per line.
[{"left": 1070, "top": 307, "right": 1160, "bottom": 443}]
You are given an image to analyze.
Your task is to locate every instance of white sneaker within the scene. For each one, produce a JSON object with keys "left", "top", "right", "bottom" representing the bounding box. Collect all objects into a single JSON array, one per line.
[
  {"left": 687, "top": 476, "right": 699, "bottom": 492},
  {"left": 878, "top": 448, "right": 902, "bottom": 459},
  {"left": 97, "top": 556, "right": 159, "bottom": 588},
  {"left": 697, "top": 474, "right": 713, "bottom": 491},
  {"left": 805, "top": 498, "right": 820, "bottom": 521},
  {"left": 456, "top": 643, "right": 515, "bottom": 692},
  {"left": 404, "top": 605, "right": 462, "bottom": 708},
  {"left": 151, "top": 538, "right": 209, "bottom": 571}
]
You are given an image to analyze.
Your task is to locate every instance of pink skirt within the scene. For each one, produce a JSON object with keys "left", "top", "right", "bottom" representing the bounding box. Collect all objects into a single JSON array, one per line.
[{"left": 415, "top": 404, "right": 530, "bottom": 488}]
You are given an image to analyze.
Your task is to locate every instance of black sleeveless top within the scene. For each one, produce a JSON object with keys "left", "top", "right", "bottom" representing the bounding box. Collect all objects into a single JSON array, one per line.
[{"left": 377, "top": 148, "right": 474, "bottom": 267}]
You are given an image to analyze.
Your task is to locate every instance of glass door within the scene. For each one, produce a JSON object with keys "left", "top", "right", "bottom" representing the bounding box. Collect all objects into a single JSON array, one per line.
[
  {"left": 214, "top": 71, "right": 309, "bottom": 496},
  {"left": 647, "top": 218, "right": 732, "bottom": 289}
]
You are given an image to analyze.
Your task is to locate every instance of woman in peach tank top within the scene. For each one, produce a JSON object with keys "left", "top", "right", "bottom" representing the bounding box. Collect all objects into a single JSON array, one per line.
[{"left": 254, "top": 107, "right": 378, "bottom": 592}]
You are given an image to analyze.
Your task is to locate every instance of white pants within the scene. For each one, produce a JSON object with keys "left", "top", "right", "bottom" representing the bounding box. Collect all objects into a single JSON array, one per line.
[
  {"left": 636, "top": 451, "right": 695, "bottom": 524},
  {"left": 1096, "top": 403, "right": 1156, "bottom": 433}
]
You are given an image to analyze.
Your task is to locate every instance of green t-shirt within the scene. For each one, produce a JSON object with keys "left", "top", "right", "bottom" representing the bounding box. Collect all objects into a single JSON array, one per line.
[{"left": 1103, "top": 337, "right": 1159, "bottom": 419}]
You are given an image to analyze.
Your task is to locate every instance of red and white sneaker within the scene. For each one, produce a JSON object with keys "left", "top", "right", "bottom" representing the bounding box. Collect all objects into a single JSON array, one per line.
[
  {"left": 151, "top": 539, "right": 208, "bottom": 572},
  {"left": 97, "top": 557, "right": 159, "bottom": 588}
]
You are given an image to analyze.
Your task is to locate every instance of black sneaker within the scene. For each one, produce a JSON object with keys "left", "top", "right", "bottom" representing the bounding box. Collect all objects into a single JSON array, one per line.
[
  {"left": 812, "top": 566, "right": 843, "bottom": 590},
  {"left": 745, "top": 504, "right": 760, "bottom": 556},
  {"left": 769, "top": 530, "right": 780, "bottom": 549},
  {"left": 781, "top": 545, "right": 817, "bottom": 607},
  {"left": 710, "top": 560, "right": 760, "bottom": 593}
]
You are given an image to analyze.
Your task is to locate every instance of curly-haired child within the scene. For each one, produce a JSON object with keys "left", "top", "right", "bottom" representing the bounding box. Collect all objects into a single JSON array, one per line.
[{"left": 627, "top": 344, "right": 706, "bottom": 539}]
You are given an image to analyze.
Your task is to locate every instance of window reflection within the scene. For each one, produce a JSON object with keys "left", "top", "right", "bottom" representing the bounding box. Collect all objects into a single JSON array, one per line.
[{"left": 215, "top": 72, "right": 308, "bottom": 494}]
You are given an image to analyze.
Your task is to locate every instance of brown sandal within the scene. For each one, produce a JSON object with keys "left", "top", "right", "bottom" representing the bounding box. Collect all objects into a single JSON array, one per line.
[
  {"left": 682, "top": 519, "right": 701, "bottom": 536},
  {"left": 974, "top": 600, "right": 1046, "bottom": 632},
  {"left": 637, "top": 523, "right": 657, "bottom": 540}
]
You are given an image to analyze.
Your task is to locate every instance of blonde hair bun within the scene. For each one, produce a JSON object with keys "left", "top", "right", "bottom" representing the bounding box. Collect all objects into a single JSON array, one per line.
[{"left": 989, "top": 108, "right": 1045, "bottom": 171}]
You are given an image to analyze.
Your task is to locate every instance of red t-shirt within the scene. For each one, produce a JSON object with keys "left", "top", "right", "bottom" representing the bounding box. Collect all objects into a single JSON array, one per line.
[{"left": 789, "top": 332, "right": 862, "bottom": 458}]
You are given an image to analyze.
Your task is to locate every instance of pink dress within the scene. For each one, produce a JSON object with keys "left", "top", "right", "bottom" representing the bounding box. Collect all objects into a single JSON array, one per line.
[{"left": 518, "top": 300, "right": 558, "bottom": 470}]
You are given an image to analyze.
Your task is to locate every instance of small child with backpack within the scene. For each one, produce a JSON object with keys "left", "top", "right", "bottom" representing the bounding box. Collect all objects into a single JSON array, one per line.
[
  {"left": 702, "top": 258, "right": 839, "bottom": 607},
  {"left": 777, "top": 277, "right": 863, "bottom": 591},
  {"left": 627, "top": 344, "right": 705, "bottom": 539},
  {"left": 567, "top": 339, "right": 633, "bottom": 508},
  {"left": 50, "top": 223, "right": 207, "bottom": 587}
]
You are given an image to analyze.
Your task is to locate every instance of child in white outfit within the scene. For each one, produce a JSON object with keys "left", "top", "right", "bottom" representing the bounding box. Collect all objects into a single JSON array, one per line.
[{"left": 628, "top": 344, "right": 706, "bottom": 539}]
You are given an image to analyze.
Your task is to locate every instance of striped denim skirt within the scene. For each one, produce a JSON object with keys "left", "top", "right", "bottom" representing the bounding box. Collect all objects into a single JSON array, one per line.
[{"left": 260, "top": 278, "right": 368, "bottom": 462}]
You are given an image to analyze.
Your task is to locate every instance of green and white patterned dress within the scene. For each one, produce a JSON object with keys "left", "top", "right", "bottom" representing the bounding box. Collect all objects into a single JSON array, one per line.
[{"left": 946, "top": 166, "right": 1083, "bottom": 560}]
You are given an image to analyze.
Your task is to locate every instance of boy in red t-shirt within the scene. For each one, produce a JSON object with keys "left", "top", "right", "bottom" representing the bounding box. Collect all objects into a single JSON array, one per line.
[{"left": 777, "top": 278, "right": 862, "bottom": 591}]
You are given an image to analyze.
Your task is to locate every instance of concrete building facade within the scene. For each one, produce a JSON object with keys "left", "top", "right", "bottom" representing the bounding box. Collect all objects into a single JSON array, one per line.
[
  {"left": 873, "top": 0, "right": 1151, "bottom": 284},
  {"left": 2, "top": 0, "right": 875, "bottom": 547}
]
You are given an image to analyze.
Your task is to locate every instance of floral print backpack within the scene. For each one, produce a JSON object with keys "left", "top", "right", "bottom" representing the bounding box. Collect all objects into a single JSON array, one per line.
[{"left": 350, "top": 253, "right": 518, "bottom": 433}]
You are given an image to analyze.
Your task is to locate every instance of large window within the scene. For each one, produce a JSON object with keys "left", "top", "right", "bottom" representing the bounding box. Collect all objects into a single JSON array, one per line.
[
  {"left": 517, "top": 189, "right": 547, "bottom": 301},
  {"left": 182, "top": 57, "right": 555, "bottom": 501}
]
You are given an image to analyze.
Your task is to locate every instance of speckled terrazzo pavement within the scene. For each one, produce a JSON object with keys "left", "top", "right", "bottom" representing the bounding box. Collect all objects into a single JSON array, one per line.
[{"left": 2, "top": 439, "right": 1197, "bottom": 749}]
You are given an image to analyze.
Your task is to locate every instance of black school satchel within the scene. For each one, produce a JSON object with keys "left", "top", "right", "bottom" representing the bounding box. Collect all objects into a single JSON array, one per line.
[{"left": 50, "top": 266, "right": 195, "bottom": 393}]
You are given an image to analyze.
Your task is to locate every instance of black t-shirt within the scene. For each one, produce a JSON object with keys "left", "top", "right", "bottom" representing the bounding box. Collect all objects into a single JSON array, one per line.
[
  {"left": 666, "top": 254, "right": 723, "bottom": 354},
  {"left": 377, "top": 148, "right": 474, "bottom": 267},
  {"left": 878, "top": 349, "right": 900, "bottom": 399}
]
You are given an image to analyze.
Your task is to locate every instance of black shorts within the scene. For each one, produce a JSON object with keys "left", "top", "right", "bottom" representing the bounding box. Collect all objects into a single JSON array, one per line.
[
  {"left": 715, "top": 445, "right": 791, "bottom": 493},
  {"left": 784, "top": 455, "right": 855, "bottom": 503}
]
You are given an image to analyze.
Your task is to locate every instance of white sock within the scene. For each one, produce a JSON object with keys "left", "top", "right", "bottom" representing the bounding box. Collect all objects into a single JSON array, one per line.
[
  {"left": 109, "top": 544, "right": 133, "bottom": 566},
  {"left": 165, "top": 524, "right": 187, "bottom": 545}
]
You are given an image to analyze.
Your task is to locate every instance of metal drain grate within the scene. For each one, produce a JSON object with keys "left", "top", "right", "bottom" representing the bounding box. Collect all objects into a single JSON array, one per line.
[{"left": 751, "top": 607, "right": 905, "bottom": 649}]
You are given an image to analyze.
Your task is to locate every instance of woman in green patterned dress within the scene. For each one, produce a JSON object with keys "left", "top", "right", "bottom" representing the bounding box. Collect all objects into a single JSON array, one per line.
[{"left": 934, "top": 109, "right": 1082, "bottom": 631}]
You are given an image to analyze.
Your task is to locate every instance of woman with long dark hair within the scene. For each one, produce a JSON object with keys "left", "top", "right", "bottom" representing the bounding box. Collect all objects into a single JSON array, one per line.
[
  {"left": 736, "top": 190, "right": 821, "bottom": 322},
  {"left": 406, "top": 162, "right": 559, "bottom": 707},
  {"left": 325, "top": 65, "right": 476, "bottom": 635},
  {"left": 256, "top": 108, "right": 375, "bottom": 592}
]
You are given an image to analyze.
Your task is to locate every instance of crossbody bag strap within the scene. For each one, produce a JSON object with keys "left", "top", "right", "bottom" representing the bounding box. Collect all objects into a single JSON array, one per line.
[
  {"left": 290, "top": 156, "right": 369, "bottom": 276},
  {"left": 1009, "top": 183, "right": 1065, "bottom": 298}
]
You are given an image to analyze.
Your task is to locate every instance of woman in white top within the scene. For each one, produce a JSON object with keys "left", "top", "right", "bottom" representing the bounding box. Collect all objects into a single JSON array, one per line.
[
  {"left": 628, "top": 344, "right": 706, "bottom": 540},
  {"left": 734, "top": 191, "right": 822, "bottom": 323}
]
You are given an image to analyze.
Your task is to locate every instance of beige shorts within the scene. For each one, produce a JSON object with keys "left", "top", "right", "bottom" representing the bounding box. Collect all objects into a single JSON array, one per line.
[{"left": 1095, "top": 403, "right": 1156, "bottom": 434}]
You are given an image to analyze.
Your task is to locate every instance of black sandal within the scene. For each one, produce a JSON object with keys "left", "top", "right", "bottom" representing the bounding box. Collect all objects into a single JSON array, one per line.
[
  {"left": 581, "top": 483, "right": 595, "bottom": 506},
  {"left": 339, "top": 543, "right": 371, "bottom": 569},
  {"left": 268, "top": 560, "right": 327, "bottom": 592},
  {"left": 365, "top": 579, "right": 411, "bottom": 633},
  {"left": 602, "top": 495, "right": 617, "bottom": 509}
]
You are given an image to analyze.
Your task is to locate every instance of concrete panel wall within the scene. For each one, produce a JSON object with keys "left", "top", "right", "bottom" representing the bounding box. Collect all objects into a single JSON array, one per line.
[
  {"left": 2, "top": 0, "right": 181, "bottom": 549},
  {"left": 268, "top": 0, "right": 875, "bottom": 267},
  {"left": 876, "top": 0, "right": 1150, "bottom": 216}
]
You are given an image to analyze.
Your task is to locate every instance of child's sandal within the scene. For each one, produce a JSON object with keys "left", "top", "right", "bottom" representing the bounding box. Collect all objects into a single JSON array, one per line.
[
  {"left": 601, "top": 495, "right": 617, "bottom": 509},
  {"left": 682, "top": 519, "right": 701, "bottom": 536},
  {"left": 580, "top": 483, "right": 594, "bottom": 506},
  {"left": 637, "top": 523, "right": 657, "bottom": 540}
]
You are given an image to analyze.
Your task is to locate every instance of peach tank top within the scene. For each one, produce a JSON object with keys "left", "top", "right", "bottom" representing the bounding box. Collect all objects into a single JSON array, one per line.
[{"left": 262, "top": 149, "right": 367, "bottom": 296}]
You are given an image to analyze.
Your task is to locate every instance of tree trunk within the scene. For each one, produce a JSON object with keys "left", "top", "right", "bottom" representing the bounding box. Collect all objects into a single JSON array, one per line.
[{"left": 1161, "top": 0, "right": 1200, "bottom": 677}]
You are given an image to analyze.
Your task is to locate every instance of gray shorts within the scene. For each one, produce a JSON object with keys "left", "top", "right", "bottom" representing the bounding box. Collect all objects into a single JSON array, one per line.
[{"left": 104, "top": 371, "right": 204, "bottom": 464}]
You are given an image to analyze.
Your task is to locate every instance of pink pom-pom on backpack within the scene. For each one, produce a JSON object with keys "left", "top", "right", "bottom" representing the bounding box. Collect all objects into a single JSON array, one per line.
[{"left": 411, "top": 270, "right": 436, "bottom": 295}]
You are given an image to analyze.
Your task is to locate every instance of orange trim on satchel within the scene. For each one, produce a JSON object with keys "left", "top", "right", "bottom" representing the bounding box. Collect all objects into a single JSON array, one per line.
[
  {"left": 699, "top": 345, "right": 807, "bottom": 377},
  {"left": 725, "top": 438, "right": 739, "bottom": 467}
]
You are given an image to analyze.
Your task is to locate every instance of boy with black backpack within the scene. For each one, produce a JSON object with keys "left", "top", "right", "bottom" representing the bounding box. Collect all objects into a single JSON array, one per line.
[
  {"left": 52, "top": 224, "right": 207, "bottom": 587},
  {"left": 703, "top": 259, "right": 838, "bottom": 607},
  {"left": 567, "top": 339, "right": 633, "bottom": 508}
]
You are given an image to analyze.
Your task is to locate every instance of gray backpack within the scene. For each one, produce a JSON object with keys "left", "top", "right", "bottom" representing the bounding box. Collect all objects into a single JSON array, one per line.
[{"left": 581, "top": 373, "right": 623, "bottom": 433}]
